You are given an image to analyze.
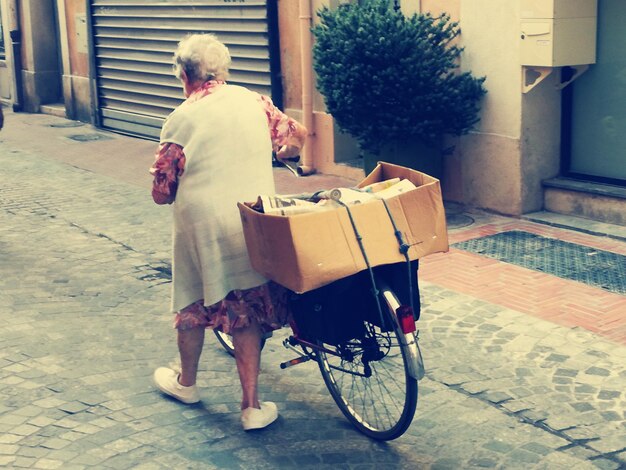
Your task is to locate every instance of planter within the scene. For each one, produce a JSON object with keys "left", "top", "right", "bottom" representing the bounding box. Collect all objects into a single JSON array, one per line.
[{"left": 363, "top": 139, "right": 443, "bottom": 180}]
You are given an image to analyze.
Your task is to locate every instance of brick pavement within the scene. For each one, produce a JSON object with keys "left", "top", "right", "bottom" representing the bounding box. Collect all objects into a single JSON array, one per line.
[
  {"left": 0, "top": 110, "right": 625, "bottom": 469},
  {"left": 420, "top": 221, "right": 626, "bottom": 345}
]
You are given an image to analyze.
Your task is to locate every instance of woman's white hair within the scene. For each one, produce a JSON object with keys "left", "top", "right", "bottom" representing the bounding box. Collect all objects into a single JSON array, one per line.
[{"left": 173, "top": 34, "right": 231, "bottom": 83}]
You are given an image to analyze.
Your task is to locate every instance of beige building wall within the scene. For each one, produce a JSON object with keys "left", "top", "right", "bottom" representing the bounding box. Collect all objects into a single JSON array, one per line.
[
  {"left": 520, "top": 72, "right": 561, "bottom": 213},
  {"left": 59, "top": 0, "right": 92, "bottom": 122},
  {"left": 419, "top": 0, "right": 459, "bottom": 19},
  {"left": 417, "top": 0, "right": 562, "bottom": 217},
  {"left": 452, "top": 0, "right": 562, "bottom": 215},
  {"left": 447, "top": 0, "right": 525, "bottom": 214}
]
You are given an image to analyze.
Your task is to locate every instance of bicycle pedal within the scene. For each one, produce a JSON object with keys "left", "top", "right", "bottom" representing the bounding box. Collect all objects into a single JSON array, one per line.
[{"left": 279, "top": 356, "right": 311, "bottom": 369}]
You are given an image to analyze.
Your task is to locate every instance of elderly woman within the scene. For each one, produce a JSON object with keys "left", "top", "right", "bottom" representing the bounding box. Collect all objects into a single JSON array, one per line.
[{"left": 151, "top": 34, "right": 306, "bottom": 431}]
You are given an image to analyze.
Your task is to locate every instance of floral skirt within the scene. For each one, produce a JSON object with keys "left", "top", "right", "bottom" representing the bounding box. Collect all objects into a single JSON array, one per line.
[{"left": 174, "top": 281, "right": 292, "bottom": 334}]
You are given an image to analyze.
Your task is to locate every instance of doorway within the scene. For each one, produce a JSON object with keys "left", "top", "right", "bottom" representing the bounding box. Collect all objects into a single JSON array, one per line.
[{"left": 39, "top": 0, "right": 65, "bottom": 115}]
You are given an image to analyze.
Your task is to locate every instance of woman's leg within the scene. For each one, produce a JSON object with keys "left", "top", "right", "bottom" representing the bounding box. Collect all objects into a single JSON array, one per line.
[
  {"left": 231, "top": 320, "right": 263, "bottom": 410},
  {"left": 178, "top": 326, "right": 205, "bottom": 386}
]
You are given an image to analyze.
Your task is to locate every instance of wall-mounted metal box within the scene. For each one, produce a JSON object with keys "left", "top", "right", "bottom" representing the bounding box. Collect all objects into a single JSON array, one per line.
[{"left": 520, "top": 0, "right": 597, "bottom": 66}]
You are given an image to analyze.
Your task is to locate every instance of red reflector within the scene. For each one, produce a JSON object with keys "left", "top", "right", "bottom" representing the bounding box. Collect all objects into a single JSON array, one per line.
[{"left": 396, "top": 306, "right": 416, "bottom": 334}]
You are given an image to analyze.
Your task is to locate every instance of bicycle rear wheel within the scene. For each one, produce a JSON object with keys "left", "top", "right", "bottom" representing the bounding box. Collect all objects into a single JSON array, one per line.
[{"left": 316, "top": 284, "right": 418, "bottom": 440}]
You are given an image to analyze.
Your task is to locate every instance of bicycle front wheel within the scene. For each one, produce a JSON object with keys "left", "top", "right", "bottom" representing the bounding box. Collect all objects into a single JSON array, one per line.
[
  {"left": 316, "top": 284, "right": 418, "bottom": 440},
  {"left": 214, "top": 329, "right": 236, "bottom": 357},
  {"left": 214, "top": 330, "right": 268, "bottom": 358}
]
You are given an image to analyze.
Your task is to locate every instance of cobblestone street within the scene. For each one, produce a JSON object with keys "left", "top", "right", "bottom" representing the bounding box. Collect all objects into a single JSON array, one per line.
[{"left": 1, "top": 111, "right": 625, "bottom": 469}]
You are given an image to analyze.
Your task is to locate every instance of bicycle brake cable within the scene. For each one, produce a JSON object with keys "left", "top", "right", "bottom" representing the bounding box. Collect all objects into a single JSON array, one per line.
[
  {"left": 334, "top": 200, "right": 387, "bottom": 330},
  {"left": 378, "top": 199, "right": 415, "bottom": 316}
]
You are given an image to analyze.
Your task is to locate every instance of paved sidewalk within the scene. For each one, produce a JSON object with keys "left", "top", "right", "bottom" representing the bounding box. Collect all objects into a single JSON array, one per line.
[
  {"left": 0, "top": 110, "right": 625, "bottom": 469},
  {"left": 0, "top": 110, "right": 359, "bottom": 196}
]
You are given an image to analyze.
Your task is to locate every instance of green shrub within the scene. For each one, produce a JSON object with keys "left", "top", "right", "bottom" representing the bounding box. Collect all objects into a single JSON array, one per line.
[{"left": 312, "top": 0, "right": 487, "bottom": 154}]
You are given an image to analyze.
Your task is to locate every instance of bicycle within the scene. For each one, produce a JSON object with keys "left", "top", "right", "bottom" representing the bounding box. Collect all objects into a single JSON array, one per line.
[{"left": 214, "top": 264, "right": 425, "bottom": 441}]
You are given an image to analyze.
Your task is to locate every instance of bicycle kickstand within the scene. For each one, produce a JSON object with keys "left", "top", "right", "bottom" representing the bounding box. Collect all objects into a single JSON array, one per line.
[{"left": 279, "top": 338, "right": 312, "bottom": 369}]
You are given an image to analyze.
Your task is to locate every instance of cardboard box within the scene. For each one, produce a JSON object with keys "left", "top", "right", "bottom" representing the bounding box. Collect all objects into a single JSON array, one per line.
[{"left": 238, "top": 162, "right": 449, "bottom": 293}]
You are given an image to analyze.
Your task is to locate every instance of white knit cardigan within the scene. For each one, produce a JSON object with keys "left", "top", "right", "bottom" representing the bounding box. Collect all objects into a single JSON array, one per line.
[{"left": 160, "top": 85, "right": 275, "bottom": 312}]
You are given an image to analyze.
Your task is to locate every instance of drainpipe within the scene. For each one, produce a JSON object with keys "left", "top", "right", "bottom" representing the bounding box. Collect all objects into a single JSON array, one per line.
[
  {"left": 7, "top": 0, "right": 23, "bottom": 112},
  {"left": 297, "top": 0, "right": 316, "bottom": 176}
]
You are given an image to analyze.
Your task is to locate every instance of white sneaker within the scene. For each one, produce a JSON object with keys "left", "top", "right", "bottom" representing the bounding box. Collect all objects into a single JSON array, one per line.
[
  {"left": 153, "top": 367, "right": 200, "bottom": 404},
  {"left": 241, "top": 401, "right": 278, "bottom": 431}
]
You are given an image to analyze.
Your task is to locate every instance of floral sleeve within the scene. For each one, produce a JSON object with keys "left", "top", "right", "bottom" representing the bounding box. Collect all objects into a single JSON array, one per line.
[
  {"left": 150, "top": 142, "right": 186, "bottom": 205},
  {"left": 258, "top": 94, "right": 307, "bottom": 153}
]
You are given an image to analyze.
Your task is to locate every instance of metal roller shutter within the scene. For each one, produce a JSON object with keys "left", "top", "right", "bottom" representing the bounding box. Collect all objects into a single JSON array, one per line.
[{"left": 88, "top": 0, "right": 277, "bottom": 139}]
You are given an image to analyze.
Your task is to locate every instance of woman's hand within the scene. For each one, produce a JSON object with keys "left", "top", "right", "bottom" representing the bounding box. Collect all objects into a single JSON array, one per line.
[{"left": 275, "top": 144, "right": 301, "bottom": 160}]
